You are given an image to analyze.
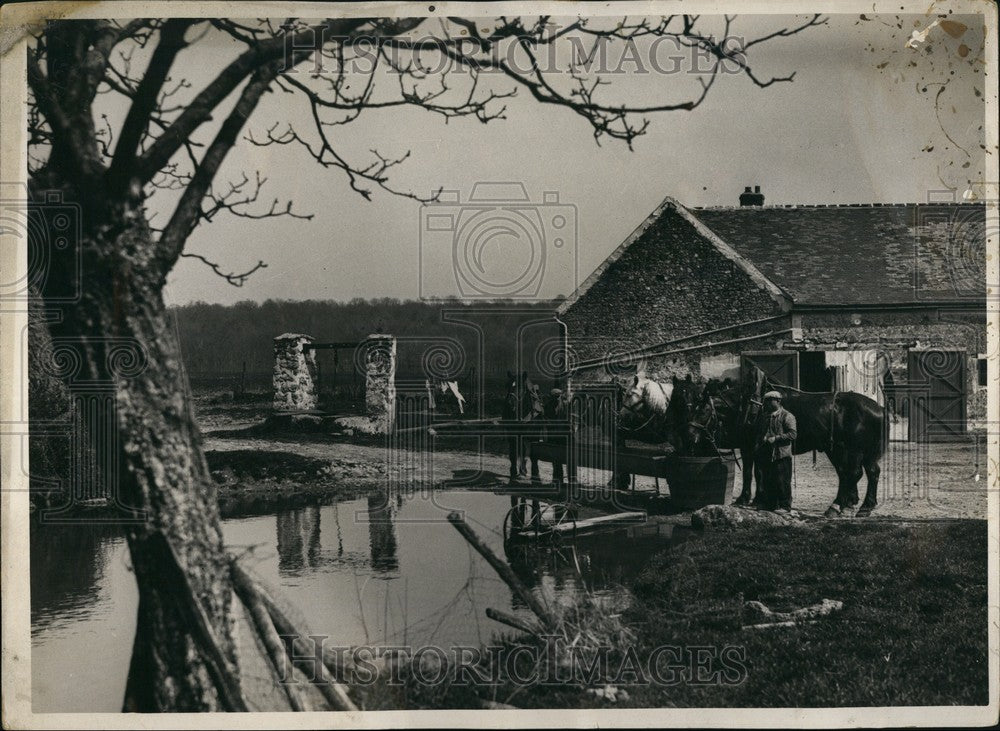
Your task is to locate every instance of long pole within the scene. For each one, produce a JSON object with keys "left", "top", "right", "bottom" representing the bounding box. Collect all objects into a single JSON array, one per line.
[{"left": 447, "top": 512, "right": 556, "bottom": 629}]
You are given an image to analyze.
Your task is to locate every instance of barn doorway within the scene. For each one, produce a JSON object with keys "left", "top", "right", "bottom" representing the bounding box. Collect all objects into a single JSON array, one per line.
[
  {"left": 741, "top": 351, "right": 799, "bottom": 389},
  {"left": 907, "top": 349, "right": 967, "bottom": 441}
]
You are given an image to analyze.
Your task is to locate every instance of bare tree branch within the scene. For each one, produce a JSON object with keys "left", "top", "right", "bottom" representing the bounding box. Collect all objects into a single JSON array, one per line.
[
  {"left": 180, "top": 251, "right": 268, "bottom": 286},
  {"left": 136, "top": 18, "right": 372, "bottom": 183},
  {"left": 201, "top": 171, "right": 314, "bottom": 223},
  {"left": 28, "top": 13, "right": 825, "bottom": 283},
  {"left": 158, "top": 59, "right": 286, "bottom": 266},
  {"left": 108, "top": 19, "right": 195, "bottom": 191}
]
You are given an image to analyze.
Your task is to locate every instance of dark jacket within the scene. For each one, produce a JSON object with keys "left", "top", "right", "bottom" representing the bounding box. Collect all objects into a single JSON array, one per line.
[{"left": 754, "top": 406, "right": 797, "bottom": 461}]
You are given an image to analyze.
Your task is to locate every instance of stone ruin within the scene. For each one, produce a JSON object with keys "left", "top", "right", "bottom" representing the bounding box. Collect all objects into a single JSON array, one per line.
[
  {"left": 272, "top": 332, "right": 397, "bottom": 434},
  {"left": 361, "top": 334, "right": 396, "bottom": 433},
  {"left": 272, "top": 333, "right": 318, "bottom": 411}
]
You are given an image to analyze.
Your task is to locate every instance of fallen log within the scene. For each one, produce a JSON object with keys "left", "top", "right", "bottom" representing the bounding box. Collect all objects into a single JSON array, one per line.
[
  {"left": 250, "top": 573, "right": 383, "bottom": 682},
  {"left": 448, "top": 512, "right": 557, "bottom": 630},
  {"left": 743, "top": 619, "right": 819, "bottom": 630},
  {"left": 231, "top": 562, "right": 315, "bottom": 711},
  {"left": 485, "top": 607, "right": 542, "bottom": 637},
  {"left": 232, "top": 561, "right": 358, "bottom": 711}
]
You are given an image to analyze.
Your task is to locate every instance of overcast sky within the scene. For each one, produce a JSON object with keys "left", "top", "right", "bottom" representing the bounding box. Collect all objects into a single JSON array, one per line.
[{"left": 150, "top": 12, "right": 987, "bottom": 306}]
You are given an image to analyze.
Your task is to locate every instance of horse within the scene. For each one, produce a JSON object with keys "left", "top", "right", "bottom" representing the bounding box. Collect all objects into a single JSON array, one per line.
[
  {"left": 684, "top": 376, "right": 763, "bottom": 499},
  {"left": 503, "top": 371, "right": 545, "bottom": 481},
  {"left": 688, "top": 367, "right": 887, "bottom": 517},
  {"left": 426, "top": 379, "right": 466, "bottom": 415},
  {"left": 618, "top": 374, "right": 696, "bottom": 451},
  {"left": 612, "top": 374, "right": 699, "bottom": 489}
]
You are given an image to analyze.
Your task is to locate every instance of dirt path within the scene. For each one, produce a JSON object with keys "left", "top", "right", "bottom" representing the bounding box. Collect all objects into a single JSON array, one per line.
[
  {"left": 204, "top": 431, "right": 989, "bottom": 520},
  {"left": 617, "top": 441, "right": 989, "bottom": 520}
]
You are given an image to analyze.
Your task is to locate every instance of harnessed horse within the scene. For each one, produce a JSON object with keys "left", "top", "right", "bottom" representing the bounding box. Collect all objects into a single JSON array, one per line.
[
  {"left": 689, "top": 368, "right": 886, "bottom": 517},
  {"left": 612, "top": 375, "right": 697, "bottom": 489},
  {"left": 618, "top": 375, "right": 696, "bottom": 450}
]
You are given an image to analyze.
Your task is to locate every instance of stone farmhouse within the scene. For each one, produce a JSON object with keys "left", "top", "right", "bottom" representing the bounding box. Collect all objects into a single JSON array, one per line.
[{"left": 558, "top": 188, "right": 989, "bottom": 441}]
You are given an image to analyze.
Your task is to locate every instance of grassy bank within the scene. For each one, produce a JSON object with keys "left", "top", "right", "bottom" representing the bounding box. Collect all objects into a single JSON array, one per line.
[{"left": 388, "top": 519, "right": 988, "bottom": 709}]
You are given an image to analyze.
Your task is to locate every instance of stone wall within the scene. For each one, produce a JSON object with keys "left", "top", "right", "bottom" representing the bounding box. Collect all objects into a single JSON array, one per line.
[
  {"left": 273, "top": 333, "right": 318, "bottom": 411},
  {"left": 272, "top": 333, "right": 400, "bottom": 434},
  {"left": 363, "top": 334, "right": 397, "bottom": 433},
  {"left": 559, "top": 204, "right": 787, "bottom": 364}
]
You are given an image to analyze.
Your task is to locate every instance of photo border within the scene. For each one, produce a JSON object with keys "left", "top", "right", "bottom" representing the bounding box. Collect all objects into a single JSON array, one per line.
[{"left": 1, "top": 1, "right": 996, "bottom": 728}]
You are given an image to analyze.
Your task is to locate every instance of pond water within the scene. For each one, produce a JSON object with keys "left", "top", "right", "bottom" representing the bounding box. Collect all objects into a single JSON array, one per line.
[{"left": 30, "top": 489, "right": 684, "bottom": 712}]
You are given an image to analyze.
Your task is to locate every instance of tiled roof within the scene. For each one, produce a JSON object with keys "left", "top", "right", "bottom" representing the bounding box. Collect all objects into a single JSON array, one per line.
[{"left": 691, "top": 203, "right": 987, "bottom": 305}]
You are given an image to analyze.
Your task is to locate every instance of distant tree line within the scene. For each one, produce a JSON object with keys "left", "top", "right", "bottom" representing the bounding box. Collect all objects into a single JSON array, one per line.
[{"left": 171, "top": 298, "right": 564, "bottom": 386}]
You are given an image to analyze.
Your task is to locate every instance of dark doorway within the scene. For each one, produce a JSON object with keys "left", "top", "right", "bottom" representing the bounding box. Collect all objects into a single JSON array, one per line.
[{"left": 799, "top": 351, "right": 832, "bottom": 392}]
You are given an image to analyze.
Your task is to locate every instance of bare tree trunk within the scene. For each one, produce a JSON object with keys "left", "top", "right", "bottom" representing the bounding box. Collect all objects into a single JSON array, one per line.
[{"left": 41, "top": 204, "right": 240, "bottom": 711}]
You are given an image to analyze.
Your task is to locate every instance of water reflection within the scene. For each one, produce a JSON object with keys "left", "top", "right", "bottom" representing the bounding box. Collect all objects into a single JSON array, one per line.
[
  {"left": 276, "top": 504, "right": 321, "bottom": 573},
  {"left": 30, "top": 521, "right": 122, "bottom": 628},
  {"left": 365, "top": 493, "right": 399, "bottom": 574},
  {"left": 506, "top": 520, "right": 690, "bottom": 595},
  {"left": 273, "top": 495, "right": 403, "bottom": 577},
  {"left": 30, "top": 519, "right": 137, "bottom": 713},
  {"left": 32, "top": 489, "right": 682, "bottom": 712}
]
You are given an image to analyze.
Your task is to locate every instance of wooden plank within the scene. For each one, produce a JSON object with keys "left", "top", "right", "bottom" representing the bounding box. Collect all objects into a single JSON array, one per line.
[
  {"left": 548, "top": 511, "right": 646, "bottom": 534},
  {"left": 398, "top": 417, "right": 499, "bottom": 434},
  {"left": 531, "top": 441, "right": 672, "bottom": 478}
]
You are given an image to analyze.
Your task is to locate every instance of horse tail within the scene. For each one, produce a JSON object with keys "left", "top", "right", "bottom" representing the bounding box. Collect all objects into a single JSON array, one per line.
[
  {"left": 841, "top": 392, "right": 886, "bottom": 464},
  {"left": 866, "top": 397, "right": 888, "bottom": 462},
  {"left": 878, "top": 401, "right": 889, "bottom": 459}
]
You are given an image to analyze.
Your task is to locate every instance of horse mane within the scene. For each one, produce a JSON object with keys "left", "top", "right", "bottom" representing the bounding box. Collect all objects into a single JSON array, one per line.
[{"left": 637, "top": 378, "right": 672, "bottom": 416}]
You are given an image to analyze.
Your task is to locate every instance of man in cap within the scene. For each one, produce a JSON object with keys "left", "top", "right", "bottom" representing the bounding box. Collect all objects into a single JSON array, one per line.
[{"left": 753, "top": 390, "right": 797, "bottom": 512}]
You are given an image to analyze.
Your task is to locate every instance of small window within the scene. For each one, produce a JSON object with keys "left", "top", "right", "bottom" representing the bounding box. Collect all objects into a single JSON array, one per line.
[{"left": 978, "top": 356, "right": 988, "bottom": 387}]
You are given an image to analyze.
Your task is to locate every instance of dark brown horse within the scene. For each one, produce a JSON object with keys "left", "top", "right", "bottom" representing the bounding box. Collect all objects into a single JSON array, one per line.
[{"left": 688, "top": 368, "right": 887, "bottom": 517}]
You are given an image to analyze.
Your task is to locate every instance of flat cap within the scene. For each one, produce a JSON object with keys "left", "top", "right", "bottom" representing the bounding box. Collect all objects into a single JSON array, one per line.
[{"left": 763, "top": 390, "right": 783, "bottom": 400}]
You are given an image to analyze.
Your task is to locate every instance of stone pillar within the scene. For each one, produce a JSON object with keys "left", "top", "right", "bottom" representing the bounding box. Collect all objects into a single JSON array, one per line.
[
  {"left": 363, "top": 334, "right": 396, "bottom": 433},
  {"left": 273, "top": 333, "right": 318, "bottom": 412}
]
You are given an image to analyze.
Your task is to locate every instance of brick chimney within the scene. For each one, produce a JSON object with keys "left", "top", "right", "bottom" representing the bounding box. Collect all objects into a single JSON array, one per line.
[{"left": 739, "top": 185, "right": 764, "bottom": 207}]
